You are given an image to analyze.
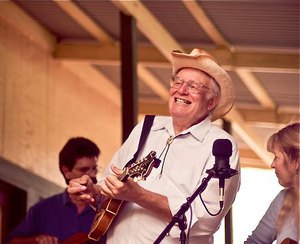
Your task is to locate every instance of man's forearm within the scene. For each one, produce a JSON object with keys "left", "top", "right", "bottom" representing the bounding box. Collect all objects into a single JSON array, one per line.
[{"left": 133, "top": 187, "right": 172, "bottom": 222}]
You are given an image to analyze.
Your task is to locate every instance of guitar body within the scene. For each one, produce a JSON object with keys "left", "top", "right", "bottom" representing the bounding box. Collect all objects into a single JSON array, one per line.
[{"left": 88, "top": 151, "right": 160, "bottom": 241}]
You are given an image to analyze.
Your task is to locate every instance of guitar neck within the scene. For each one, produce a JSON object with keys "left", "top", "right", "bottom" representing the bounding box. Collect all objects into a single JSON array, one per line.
[{"left": 118, "top": 168, "right": 129, "bottom": 182}]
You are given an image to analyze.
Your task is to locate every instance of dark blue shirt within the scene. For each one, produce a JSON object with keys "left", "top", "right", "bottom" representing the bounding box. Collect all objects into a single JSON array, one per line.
[{"left": 5, "top": 190, "right": 101, "bottom": 243}]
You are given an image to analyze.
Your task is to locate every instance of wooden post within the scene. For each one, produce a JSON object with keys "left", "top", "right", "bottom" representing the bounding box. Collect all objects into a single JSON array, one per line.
[
  {"left": 223, "top": 119, "right": 233, "bottom": 244},
  {"left": 120, "top": 12, "right": 138, "bottom": 142}
]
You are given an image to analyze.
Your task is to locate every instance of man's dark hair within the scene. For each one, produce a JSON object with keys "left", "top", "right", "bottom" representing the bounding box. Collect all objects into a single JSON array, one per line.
[{"left": 59, "top": 137, "right": 100, "bottom": 176}]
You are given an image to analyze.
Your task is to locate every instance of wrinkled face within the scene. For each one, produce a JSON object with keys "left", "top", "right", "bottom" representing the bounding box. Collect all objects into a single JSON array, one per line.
[
  {"left": 168, "top": 68, "right": 218, "bottom": 127},
  {"left": 270, "top": 147, "right": 297, "bottom": 187},
  {"left": 63, "top": 156, "right": 98, "bottom": 184}
]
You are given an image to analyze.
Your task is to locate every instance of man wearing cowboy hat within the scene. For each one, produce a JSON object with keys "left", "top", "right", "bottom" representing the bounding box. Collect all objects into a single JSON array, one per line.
[{"left": 68, "top": 48, "right": 240, "bottom": 244}]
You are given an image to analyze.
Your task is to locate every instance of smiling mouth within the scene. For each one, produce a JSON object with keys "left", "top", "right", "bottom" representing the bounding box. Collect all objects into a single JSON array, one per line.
[{"left": 175, "top": 98, "right": 191, "bottom": 105}]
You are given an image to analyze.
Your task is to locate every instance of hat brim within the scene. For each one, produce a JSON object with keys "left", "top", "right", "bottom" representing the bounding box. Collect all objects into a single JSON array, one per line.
[{"left": 172, "top": 49, "right": 235, "bottom": 121}]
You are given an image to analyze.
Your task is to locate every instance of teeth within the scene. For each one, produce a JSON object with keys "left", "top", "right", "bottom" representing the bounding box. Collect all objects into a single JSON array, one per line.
[{"left": 175, "top": 98, "right": 191, "bottom": 104}]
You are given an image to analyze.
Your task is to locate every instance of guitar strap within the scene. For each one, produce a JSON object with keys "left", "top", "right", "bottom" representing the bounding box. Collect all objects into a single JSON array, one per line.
[{"left": 124, "top": 115, "right": 155, "bottom": 168}]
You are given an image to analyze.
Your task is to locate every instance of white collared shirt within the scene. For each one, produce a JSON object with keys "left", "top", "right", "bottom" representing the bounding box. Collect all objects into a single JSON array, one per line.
[{"left": 99, "top": 116, "right": 241, "bottom": 244}]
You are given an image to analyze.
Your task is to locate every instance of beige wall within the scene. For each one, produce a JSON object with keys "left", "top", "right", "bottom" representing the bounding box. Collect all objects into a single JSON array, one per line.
[{"left": 0, "top": 18, "right": 122, "bottom": 187}]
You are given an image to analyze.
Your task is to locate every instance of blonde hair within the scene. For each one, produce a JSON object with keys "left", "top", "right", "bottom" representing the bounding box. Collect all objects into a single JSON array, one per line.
[{"left": 267, "top": 122, "right": 299, "bottom": 232}]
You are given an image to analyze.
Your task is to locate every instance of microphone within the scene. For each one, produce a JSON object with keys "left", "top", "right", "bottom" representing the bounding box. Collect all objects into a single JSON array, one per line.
[{"left": 208, "top": 139, "right": 238, "bottom": 208}]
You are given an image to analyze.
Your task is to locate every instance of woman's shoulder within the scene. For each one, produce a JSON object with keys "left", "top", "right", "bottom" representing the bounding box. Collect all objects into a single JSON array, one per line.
[
  {"left": 268, "top": 189, "right": 287, "bottom": 211},
  {"left": 274, "top": 189, "right": 288, "bottom": 202}
]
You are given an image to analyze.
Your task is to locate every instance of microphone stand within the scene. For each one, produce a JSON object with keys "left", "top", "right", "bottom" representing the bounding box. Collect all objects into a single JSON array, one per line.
[
  {"left": 154, "top": 163, "right": 238, "bottom": 244},
  {"left": 154, "top": 169, "right": 216, "bottom": 244}
]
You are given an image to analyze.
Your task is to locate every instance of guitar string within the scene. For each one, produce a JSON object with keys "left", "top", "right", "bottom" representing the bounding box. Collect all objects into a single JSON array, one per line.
[{"left": 158, "top": 135, "right": 174, "bottom": 178}]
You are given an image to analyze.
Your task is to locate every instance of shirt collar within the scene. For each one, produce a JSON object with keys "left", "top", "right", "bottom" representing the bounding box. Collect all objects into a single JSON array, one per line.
[
  {"left": 151, "top": 116, "right": 212, "bottom": 142},
  {"left": 151, "top": 117, "right": 174, "bottom": 135},
  {"left": 62, "top": 189, "right": 72, "bottom": 205},
  {"left": 187, "top": 116, "right": 212, "bottom": 142}
]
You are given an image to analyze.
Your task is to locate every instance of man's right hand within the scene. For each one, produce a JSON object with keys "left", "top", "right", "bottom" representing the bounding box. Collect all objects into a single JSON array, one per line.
[
  {"left": 67, "top": 175, "right": 97, "bottom": 205},
  {"left": 35, "top": 235, "right": 59, "bottom": 244}
]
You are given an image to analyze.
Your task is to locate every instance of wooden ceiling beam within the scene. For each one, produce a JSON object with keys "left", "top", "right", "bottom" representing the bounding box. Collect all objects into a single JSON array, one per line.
[
  {"left": 54, "top": 42, "right": 299, "bottom": 72},
  {"left": 235, "top": 69, "right": 276, "bottom": 109},
  {"left": 111, "top": 0, "right": 184, "bottom": 61},
  {"left": 53, "top": 0, "right": 114, "bottom": 44},
  {"left": 53, "top": 0, "right": 170, "bottom": 109},
  {"left": 237, "top": 108, "right": 299, "bottom": 124},
  {"left": 61, "top": 61, "right": 121, "bottom": 108},
  {"left": 137, "top": 65, "right": 169, "bottom": 101},
  {"left": 225, "top": 107, "right": 273, "bottom": 166},
  {"left": 0, "top": 1, "right": 56, "bottom": 53},
  {"left": 182, "top": 0, "right": 235, "bottom": 52},
  {"left": 139, "top": 101, "right": 298, "bottom": 124}
]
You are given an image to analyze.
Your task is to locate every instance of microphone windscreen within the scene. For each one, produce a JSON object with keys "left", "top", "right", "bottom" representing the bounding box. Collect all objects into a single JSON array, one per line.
[{"left": 212, "top": 139, "right": 232, "bottom": 157}]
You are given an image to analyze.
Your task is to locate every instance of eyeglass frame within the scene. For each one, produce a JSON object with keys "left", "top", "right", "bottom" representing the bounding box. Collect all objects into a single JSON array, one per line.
[
  {"left": 72, "top": 165, "right": 98, "bottom": 175},
  {"left": 169, "top": 75, "right": 216, "bottom": 95}
]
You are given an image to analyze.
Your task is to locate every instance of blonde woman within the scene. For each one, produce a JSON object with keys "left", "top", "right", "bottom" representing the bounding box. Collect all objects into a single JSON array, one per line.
[{"left": 245, "top": 123, "right": 299, "bottom": 244}]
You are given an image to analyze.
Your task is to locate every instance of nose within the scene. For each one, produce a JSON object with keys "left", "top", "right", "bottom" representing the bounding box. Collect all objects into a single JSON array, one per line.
[
  {"left": 270, "top": 160, "right": 275, "bottom": 169},
  {"left": 178, "top": 82, "right": 189, "bottom": 94},
  {"left": 87, "top": 170, "right": 97, "bottom": 178},
  {"left": 87, "top": 167, "right": 97, "bottom": 178}
]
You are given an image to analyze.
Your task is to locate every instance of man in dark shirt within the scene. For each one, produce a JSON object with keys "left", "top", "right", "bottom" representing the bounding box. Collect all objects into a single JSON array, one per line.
[{"left": 5, "top": 137, "right": 101, "bottom": 244}]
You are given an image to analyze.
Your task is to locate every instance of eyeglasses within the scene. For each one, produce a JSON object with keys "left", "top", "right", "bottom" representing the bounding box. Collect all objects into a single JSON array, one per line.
[
  {"left": 73, "top": 166, "right": 98, "bottom": 175},
  {"left": 170, "top": 75, "right": 215, "bottom": 94}
]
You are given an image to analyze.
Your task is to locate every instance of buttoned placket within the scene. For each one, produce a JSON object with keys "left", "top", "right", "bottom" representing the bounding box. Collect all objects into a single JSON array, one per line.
[
  {"left": 126, "top": 135, "right": 175, "bottom": 244},
  {"left": 158, "top": 135, "right": 175, "bottom": 177}
]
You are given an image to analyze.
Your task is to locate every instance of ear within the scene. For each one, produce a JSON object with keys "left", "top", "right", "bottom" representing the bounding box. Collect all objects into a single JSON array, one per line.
[
  {"left": 294, "top": 160, "right": 299, "bottom": 172},
  {"left": 290, "top": 159, "right": 299, "bottom": 174},
  {"left": 207, "top": 95, "right": 219, "bottom": 111},
  {"left": 61, "top": 165, "right": 71, "bottom": 179}
]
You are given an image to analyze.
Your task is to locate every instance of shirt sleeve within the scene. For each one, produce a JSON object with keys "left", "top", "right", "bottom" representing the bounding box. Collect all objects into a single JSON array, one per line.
[
  {"left": 244, "top": 190, "right": 286, "bottom": 244},
  {"left": 4, "top": 205, "right": 39, "bottom": 243}
]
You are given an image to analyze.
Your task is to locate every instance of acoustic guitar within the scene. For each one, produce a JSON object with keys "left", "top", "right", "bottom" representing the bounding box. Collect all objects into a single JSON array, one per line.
[{"left": 88, "top": 151, "right": 160, "bottom": 241}]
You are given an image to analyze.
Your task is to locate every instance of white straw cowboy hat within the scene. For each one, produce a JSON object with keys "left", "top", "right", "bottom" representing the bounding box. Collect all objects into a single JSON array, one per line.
[{"left": 171, "top": 48, "right": 235, "bottom": 121}]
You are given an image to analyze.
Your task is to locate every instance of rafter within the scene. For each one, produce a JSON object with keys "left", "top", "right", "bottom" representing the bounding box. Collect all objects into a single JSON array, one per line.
[
  {"left": 61, "top": 61, "right": 121, "bottom": 108},
  {"left": 0, "top": 1, "right": 56, "bottom": 53},
  {"left": 235, "top": 69, "right": 276, "bottom": 109},
  {"left": 138, "top": 102, "right": 298, "bottom": 124},
  {"left": 137, "top": 65, "right": 169, "bottom": 101},
  {"left": 182, "top": 0, "right": 234, "bottom": 52},
  {"left": 54, "top": 42, "right": 299, "bottom": 73},
  {"left": 53, "top": 0, "right": 170, "bottom": 111},
  {"left": 53, "top": 0, "right": 114, "bottom": 44},
  {"left": 225, "top": 107, "right": 273, "bottom": 165},
  {"left": 111, "top": 0, "right": 183, "bottom": 61}
]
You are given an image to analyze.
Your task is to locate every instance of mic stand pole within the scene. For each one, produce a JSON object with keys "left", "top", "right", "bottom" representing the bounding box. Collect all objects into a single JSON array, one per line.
[{"left": 153, "top": 170, "right": 216, "bottom": 244}]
